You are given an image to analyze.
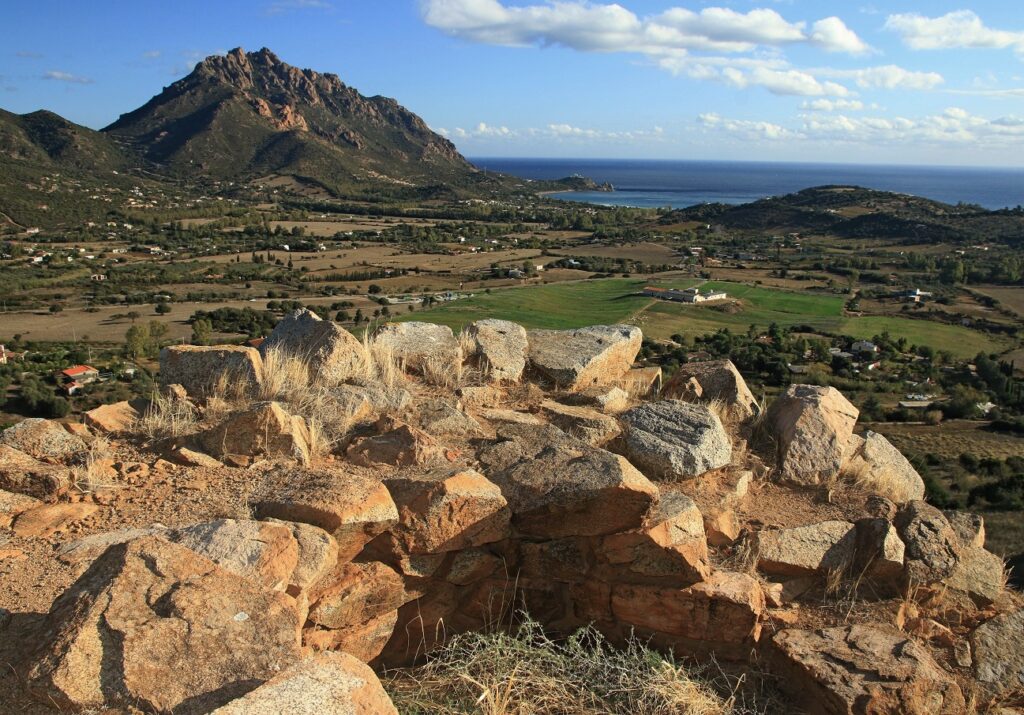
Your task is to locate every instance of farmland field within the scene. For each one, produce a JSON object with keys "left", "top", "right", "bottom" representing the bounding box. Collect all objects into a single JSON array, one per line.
[{"left": 406, "top": 277, "right": 1012, "bottom": 358}]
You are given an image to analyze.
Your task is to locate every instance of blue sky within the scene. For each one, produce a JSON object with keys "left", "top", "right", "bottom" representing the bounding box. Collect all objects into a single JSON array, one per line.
[{"left": 2, "top": 1, "right": 1023, "bottom": 166}]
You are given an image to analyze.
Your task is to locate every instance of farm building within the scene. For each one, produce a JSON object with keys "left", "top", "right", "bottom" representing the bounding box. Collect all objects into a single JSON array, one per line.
[{"left": 643, "top": 286, "right": 728, "bottom": 303}]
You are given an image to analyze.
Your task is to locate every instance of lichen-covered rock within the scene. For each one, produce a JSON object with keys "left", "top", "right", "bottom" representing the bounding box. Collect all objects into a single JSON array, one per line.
[
  {"left": 345, "top": 418, "right": 440, "bottom": 467},
  {"left": 943, "top": 546, "right": 1006, "bottom": 606},
  {"left": 0, "top": 419, "right": 86, "bottom": 460},
  {"left": 255, "top": 466, "right": 398, "bottom": 562},
  {"left": 25, "top": 536, "right": 302, "bottom": 714},
  {"left": 843, "top": 430, "right": 925, "bottom": 503},
  {"left": 771, "top": 625, "right": 966, "bottom": 715},
  {"left": 260, "top": 308, "right": 364, "bottom": 385},
  {"left": 894, "top": 500, "right": 962, "bottom": 585},
  {"left": 663, "top": 359, "right": 757, "bottom": 420},
  {"left": 562, "top": 385, "right": 630, "bottom": 414},
  {"left": 854, "top": 518, "right": 905, "bottom": 583},
  {"left": 169, "top": 519, "right": 300, "bottom": 592},
  {"left": 768, "top": 385, "right": 859, "bottom": 487},
  {"left": 210, "top": 652, "right": 398, "bottom": 714},
  {"left": 172, "top": 446, "right": 224, "bottom": 468},
  {"left": 620, "top": 400, "right": 732, "bottom": 480},
  {"left": 944, "top": 511, "right": 985, "bottom": 549},
  {"left": 200, "top": 401, "right": 311, "bottom": 463},
  {"left": 465, "top": 319, "right": 528, "bottom": 382},
  {"left": 159, "top": 345, "right": 263, "bottom": 397},
  {"left": 371, "top": 322, "right": 461, "bottom": 373},
  {"left": 0, "top": 445, "right": 71, "bottom": 501},
  {"left": 382, "top": 468, "right": 511, "bottom": 554},
  {"left": 477, "top": 424, "right": 658, "bottom": 539},
  {"left": 307, "top": 561, "right": 408, "bottom": 631},
  {"left": 414, "top": 398, "right": 483, "bottom": 437},
  {"left": 755, "top": 520, "right": 857, "bottom": 577},
  {"left": 540, "top": 399, "right": 622, "bottom": 446},
  {"left": 971, "top": 609, "right": 1024, "bottom": 696},
  {"left": 527, "top": 324, "right": 642, "bottom": 391},
  {"left": 265, "top": 519, "right": 339, "bottom": 598}
]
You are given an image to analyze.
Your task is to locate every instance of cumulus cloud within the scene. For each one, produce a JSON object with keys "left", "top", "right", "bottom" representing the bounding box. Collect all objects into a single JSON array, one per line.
[
  {"left": 884, "top": 10, "right": 1024, "bottom": 53},
  {"left": 422, "top": 0, "right": 870, "bottom": 55},
  {"left": 42, "top": 70, "right": 93, "bottom": 84},
  {"left": 802, "top": 98, "right": 866, "bottom": 112},
  {"left": 436, "top": 120, "right": 665, "bottom": 143}
]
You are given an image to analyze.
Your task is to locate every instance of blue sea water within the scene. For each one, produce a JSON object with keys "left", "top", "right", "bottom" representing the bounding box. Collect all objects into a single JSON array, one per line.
[{"left": 470, "top": 158, "right": 1024, "bottom": 211}]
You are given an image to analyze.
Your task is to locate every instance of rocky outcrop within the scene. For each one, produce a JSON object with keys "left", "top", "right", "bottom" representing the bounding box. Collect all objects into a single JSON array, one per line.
[
  {"left": 83, "top": 400, "right": 141, "bottom": 434},
  {"left": 540, "top": 399, "right": 622, "bottom": 446},
  {"left": 663, "top": 359, "right": 757, "bottom": 421},
  {"left": 200, "top": 401, "right": 311, "bottom": 463},
  {"left": 527, "top": 324, "right": 641, "bottom": 391},
  {"left": 755, "top": 521, "right": 857, "bottom": 577},
  {"left": 159, "top": 345, "right": 263, "bottom": 398},
  {"left": 346, "top": 417, "right": 441, "bottom": 467},
  {"left": 259, "top": 308, "right": 365, "bottom": 384},
  {"left": 894, "top": 500, "right": 961, "bottom": 585},
  {"left": 465, "top": 318, "right": 528, "bottom": 382},
  {"left": 971, "top": 608, "right": 1024, "bottom": 696},
  {"left": 768, "top": 385, "right": 859, "bottom": 487},
  {"left": 772, "top": 625, "right": 966, "bottom": 714},
  {"left": 620, "top": 401, "right": 731, "bottom": 480},
  {"left": 0, "top": 445, "right": 70, "bottom": 500},
  {"left": 25, "top": 536, "right": 302, "bottom": 713}
]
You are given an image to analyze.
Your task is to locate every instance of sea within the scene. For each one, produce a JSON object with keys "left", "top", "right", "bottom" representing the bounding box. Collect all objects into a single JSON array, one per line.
[{"left": 470, "top": 158, "right": 1024, "bottom": 211}]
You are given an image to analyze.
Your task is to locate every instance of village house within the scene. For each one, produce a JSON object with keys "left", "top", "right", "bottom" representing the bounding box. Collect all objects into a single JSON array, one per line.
[{"left": 60, "top": 365, "right": 100, "bottom": 385}]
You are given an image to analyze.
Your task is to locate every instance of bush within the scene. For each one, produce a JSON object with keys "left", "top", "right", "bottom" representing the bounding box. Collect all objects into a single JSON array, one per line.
[{"left": 385, "top": 616, "right": 751, "bottom": 714}]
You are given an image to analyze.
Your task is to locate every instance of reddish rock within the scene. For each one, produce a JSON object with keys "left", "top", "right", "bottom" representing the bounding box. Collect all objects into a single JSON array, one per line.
[
  {"left": 255, "top": 466, "right": 398, "bottom": 562},
  {"left": 303, "top": 610, "right": 399, "bottom": 663},
  {"left": 12, "top": 502, "right": 99, "bottom": 538},
  {"left": 663, "top": 359, "right": 757, "bottom": 421},
  {"left": 200, "top": 401, "right": 311, "bottom": 463},
  {"left": 159, "top": 344, "right": 263, "bottom": 398},
  {"left": 83, "top": 401, "right": 141, "bottom": 434},
  {"left": 0, "top": 446, "right": 71, "bottom": 501},
  {"left": 771, "top": 625, "right": 966, "bottom": 714},
  {"left": 259, "top": 308, "right": 365, "bottom": 385},
  {"left": 346, "top": 418, "right": 440, "bottom": 467},
  {"left": 768, "top": 385, "right": 859, "bottom": 487},
  {"left": 0, "top": 418, "right": 87, "bottom": 459},
  {"left": 25, "top": 536, "right": 302, "bottom": 714},
  {"left": 307, "top": 561, "right": 408, "bottom": 631},
  {"left": 382, "top": 468, "right": 511, "bottom": 554}
]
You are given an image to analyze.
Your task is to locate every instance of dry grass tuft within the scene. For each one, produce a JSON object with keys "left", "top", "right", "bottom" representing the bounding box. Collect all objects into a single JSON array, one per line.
[
  {"left": 69, "top": 436, "right": 120, "bottom": 494},
  {"left": 257, "top": 344, "right": 312, "bottom": 403},
  {"left": 138, "top": 392, "right": 199, "bottom": 441},
  {"left": 421, "top": 352, "right": 464, "bottom": 389},
  {"left": 385, "top": 616, "right": 740, "bottom": 715},
  {"left": 359, "top": 331, "right": 405, "bottom": 390}
]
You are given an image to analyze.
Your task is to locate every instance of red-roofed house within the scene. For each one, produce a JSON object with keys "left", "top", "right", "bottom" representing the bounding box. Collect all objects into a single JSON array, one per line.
[{"left": 61, "top": 365, "right": 99, "bottom": 384}]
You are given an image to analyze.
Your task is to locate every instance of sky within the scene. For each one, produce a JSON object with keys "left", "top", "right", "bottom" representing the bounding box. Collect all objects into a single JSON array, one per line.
[{"left": 2, "top": 0, "right": 1024, "bottom": 166}]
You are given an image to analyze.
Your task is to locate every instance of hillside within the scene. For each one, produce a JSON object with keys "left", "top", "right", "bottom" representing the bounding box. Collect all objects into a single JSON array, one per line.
[
  {"left": 665, "top": 185, "right": 1024, "bottom": 244},
  {"left": 102, "top": 47, "right": 481, "bottom": 195}
]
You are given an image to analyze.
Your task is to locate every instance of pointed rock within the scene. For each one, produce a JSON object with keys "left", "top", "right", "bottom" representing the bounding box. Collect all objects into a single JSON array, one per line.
[
  {"left": 527, "top": 324, "right": 642, "bottom": 391},
  {"left": 260, "top": 308, "right": 364, "bottom": 385}
]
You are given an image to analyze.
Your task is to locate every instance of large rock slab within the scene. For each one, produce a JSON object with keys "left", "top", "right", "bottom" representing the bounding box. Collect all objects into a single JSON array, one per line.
[
  {"left": 371, "top": 322, "right": 461, "bottom": 373},
  {"left": 25, "top": 536, "right": 302, "bottom": 714},
  {"left": 12, "top": 502, "right": 99, "bottom": 538},
  {"left": 477, "top": 424, "right": 658, "bottom": 538},
  {"left": 768, "top": 385, "right": 859, "bottom": 487},
  {"left": 200, "top": 401, "right": 310, "bottom": 463},
  {"left": 0, "top": 489, "right": 42, "bottom": 530},
  {"left": 0, "top": 418, "right": 86, "bottom": 460},
  {"left": 169, "top": 519, "right": 300, "bottom": 592},
  {"left": 346, "top": 418, "right": 440, "bottom": 468},
  {"left": 620, "top": 400, "right": 732, "bottom": 480},
  {"left": 382, "top": 468, "right": 511, "bottom": 554},
  {"left": 664, "top": 359, "right": 758, "bottom": 420},
  {"left": 307, "top": 561, "right": 407, "bottom": 631},
  {"left": 843, "top": 430, "right": 925, "bottom": 503},
  {"left": 159, "top": 344, "right": 263, "bottom": 397},
  {"left": 771, "top": 625, "right": 966, "bottom": 714},
  {"left": 260, "top": 308, "right": 364, "bottom": 385},
  {"left": 0, "top": 445, "right": 71, "bottom": 500},
  {"left": 527, "top": 324, "right": 642, "bottom": 391},
  {"left": 83, "top": 401, "right": 141, "bottom": 434},
  {"left": 755, "top": 521, "right": 857, "bottom": 577},
  {"left": 465, "top": 318, "right": 528, "bottom": 382},
  {"left": 972, "top": 609, "right": 1024, "bottom": 696},
  {"left": 415, "top": 398, "right": 483, "bottom": 437},
  {"left": 210, "top": 652, "right": 398, "bottom": 714},
  {"left": 255, "top": 466, "right": 398, "bottom": 562},
  {"left": 943, "top": 546, "right": 1006, "bottom": 606}
]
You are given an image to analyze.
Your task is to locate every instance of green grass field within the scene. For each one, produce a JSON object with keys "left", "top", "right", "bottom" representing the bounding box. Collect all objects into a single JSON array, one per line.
[{"left": 403, "top": 278, "right": 1013, "bottom": 359}]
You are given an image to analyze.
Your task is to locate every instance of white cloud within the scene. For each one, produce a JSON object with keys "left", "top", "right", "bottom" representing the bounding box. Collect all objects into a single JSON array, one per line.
[
  {"left": 436, "top": 120, "right": 665, "bottom": 143},
  {"left": 727, "top": 67, "right": 850, "bottom": 96},
  {"left": 265, "top": 0, "right": 333, "bottom": 14},
  {"left": 142, "top": 50, "right": 162, "bottom": 59},
  {"left": 810, "top": 17, "right": 871, "bottom": 54},
  {"left": 819, "top": 64, "right": 944, "bottom": 90},
  {"left": 422, "top": 0, "right": 870, "bottom": 55},
  {"left": 42, "top": 70, "right": 93, "bottom": 84},
  {"left": 802, "top": 98, "right": 866, "bottom": 111},
  {"left": 884, "top": 10, "right": 1024, "bottom": 53},
  {"left": 699, "top": 112, "right": 800, "bottom": 140}
]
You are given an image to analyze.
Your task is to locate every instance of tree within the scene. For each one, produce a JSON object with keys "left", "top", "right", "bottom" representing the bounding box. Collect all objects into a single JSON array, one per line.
[
  {"left": 155, "top": 302, "right": 171, "bottom": 315},
  {"left": 49, "top": 304, "right": 63, "bottom": 314},
  {"left": 191, "top": 318, "right": 213, "bottom": 346},
  {"left": 126, "top": 310, "right": 141, "bottom": 323}
]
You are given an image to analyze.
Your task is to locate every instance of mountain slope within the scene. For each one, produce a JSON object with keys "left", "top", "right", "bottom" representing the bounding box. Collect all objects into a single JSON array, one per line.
[
  {"left": 0, "top": 108, "right": 127, "bottom": 172},
  {"left": 103, "top": 47, "right": 478, "bottom": 193}
]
